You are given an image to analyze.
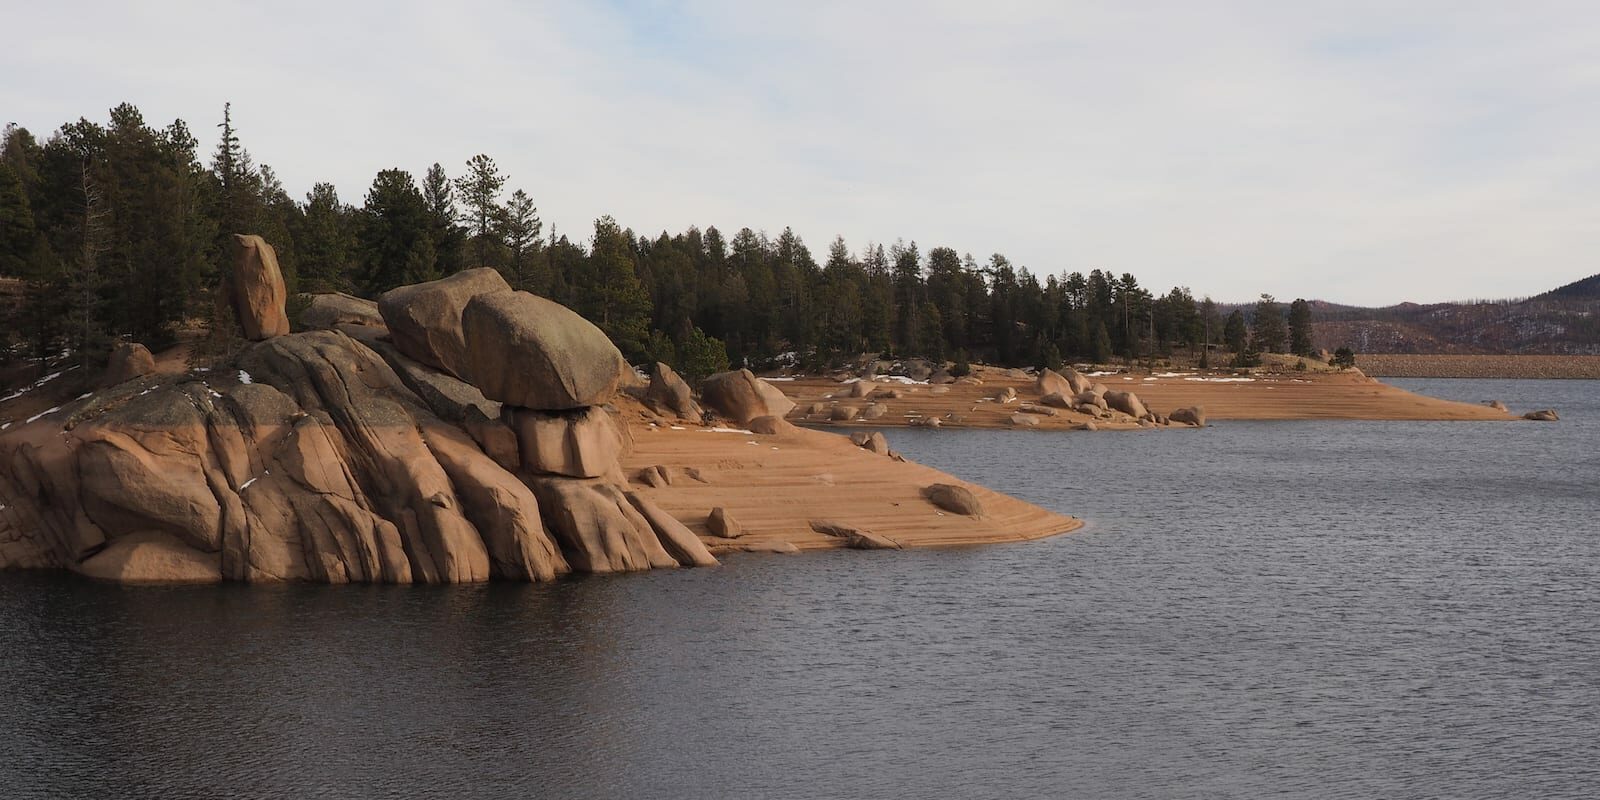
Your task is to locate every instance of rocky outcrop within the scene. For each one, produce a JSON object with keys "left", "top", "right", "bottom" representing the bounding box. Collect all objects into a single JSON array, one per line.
[
  {"left": 1169, "top": 406, "right": 1207, "bottom": 427},
  {"left": 301, "top": 293, "right": 384, "bottom": 331},
  {"left": 0, "top": 310, "right": 716, "bottom": 584},
  {"left": 228, "top": 234, "right": 291, "bottom": 340},
  {"left": 378, "top": 267, "right": 510, "bottom": 376},
  {"left": 700, "top": 369, "right": 797, "bottom": 425},
  {"left": 923, "top": 484, "right": 983, "bottom": 516},
  {"left": 645, "top": 362, "right": 702, "bottom": 420},
  {"left": 1074, "top": 390, "right": 1108, "bottom": 410},
  {"left": 101, "top": 342, "right": 156, "bottom": 387},
  {"left": 461, "top": 289, "right": 629, "bottom": 410}
]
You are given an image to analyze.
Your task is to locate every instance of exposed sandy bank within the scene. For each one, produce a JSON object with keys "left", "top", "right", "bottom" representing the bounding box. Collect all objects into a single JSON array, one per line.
[{"left": 772, "top": 366, "right": 1511, "bottom": 428}]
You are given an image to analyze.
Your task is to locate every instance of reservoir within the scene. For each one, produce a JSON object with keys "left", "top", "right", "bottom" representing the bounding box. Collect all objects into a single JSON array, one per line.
[{"left": 2, "top": 378, "right": 1596, "bottom": 799}]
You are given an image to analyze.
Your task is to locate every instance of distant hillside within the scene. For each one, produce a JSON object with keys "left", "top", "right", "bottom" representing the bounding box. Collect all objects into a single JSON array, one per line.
[
  {"left": 1309, "top": 276, "right": 1600, "bottom": 355},
  {"left": 1542, "top": 273, "right": 1600, "bottom": 300}
]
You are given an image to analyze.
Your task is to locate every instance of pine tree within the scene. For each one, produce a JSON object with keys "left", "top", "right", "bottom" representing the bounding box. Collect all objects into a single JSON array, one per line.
[
  {"left": 500, "top": 188, "right": 541, "bottom": 290},
  {"left": 1251, "top": 294, "right": 1287, "bottom": 354},
  {"left": 454, "top": 154, "right": 505, "bottom": 268},
  {"left": 423, "top": 163, "right": 465, "bottom": 274},
  {"left": 295, "top": 182, "right": 355, "bottom": 292},
  {"left": 358, "top": 169, "right": 435, "bottom": 294},
  {"left": 579, "top": 216, "right": 651, "bottom": 358},
  {"left": 1223, "top": 309, "right": 1247, "bottom": 354},
  {"left": 1288, "top": 298, "right": 1314, "bottom": 356},
  {"left": 0, "top": 162, "right": 35, "bottom": 276}
]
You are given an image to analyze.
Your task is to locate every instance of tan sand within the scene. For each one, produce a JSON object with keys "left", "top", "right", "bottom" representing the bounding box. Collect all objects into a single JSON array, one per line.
[
  {"left": 770, "top": 366, "right": 1511, "bottom": 428},
  {"left": 617, "top": 403, "right": 1082, "bottom": 552}
]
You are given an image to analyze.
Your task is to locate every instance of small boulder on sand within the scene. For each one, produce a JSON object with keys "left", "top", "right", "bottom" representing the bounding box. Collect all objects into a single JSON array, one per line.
[
  {"left": 101, "top": 342, "right": 156, "bottom": 387},
  {"left": 928, "top": 385, "right": 951, "bottom": 395},
  {"left": 849, "top": 430, "right": 890, "bottom": 455},
  {"left": 1036, "top": 369, "right": 1074, "bottom": 397},
  {"left": 748, "top": 415, "right": 793, "bottom": 435},
  {"left": 1104, "top": 390, "right": 1148, "bottom": 419},
  {"left": 995, "top": 387, "right": 1017, "bottom": 403},
  {"left": 848, "top": 380, "right": 876, "bottom": 398},
  {"left": 1169, "top": 406, "right": 1207, "bottom": 427},
  {"left": 708, "top": 507, "right": 744, "bottom": 538},
  {"left": 701, "top": 369, "right": 798, "bottom": 424},
  {"left": 1041, "top": 392, "right": 1072, "bottom": 409},
  {"left": 810, "top": 520, "right": 901, "bottom": 550},
  {"left": 923, "top": 483, "right": 983, "bottom": 516},
  {"left": 1010, "top": 413, "right": 1040, "bottom": 427},
  {"left": 1485, "top": 400, "right": 1509, "bottom": 412},
  {"left": 1523, "top": 409, "right": 1559, "bottom": 421},
  {"left": 831, "top": 406, "right": 860, "bottom": 422},
  {"left": 645, "top": 362, "right": 702, "bottom": 420},
  {"left": 227, "top": 234, "right": 291, "bottom": 341},
  {"left": 861, "top": 403, "right": 889, "bottom": 420}
]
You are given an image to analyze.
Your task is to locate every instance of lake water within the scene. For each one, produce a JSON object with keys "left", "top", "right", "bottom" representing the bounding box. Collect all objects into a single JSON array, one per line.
[{"left": 2, "top": 379, "right": 1597, "bottom": 799}]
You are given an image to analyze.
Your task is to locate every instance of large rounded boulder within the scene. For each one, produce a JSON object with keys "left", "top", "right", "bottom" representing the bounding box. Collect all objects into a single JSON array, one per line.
[
  {"left": 700, "top": 369, "right": 797, "bottom": 425},
  {"left": 645, "top": 362, "right": 702, "bottom": 420},
  {"left": 378, "top": 268, "right": 511, "bottom": 376},
  {"left": 460, "top": 290, "right": 629, "bottom": 410}
]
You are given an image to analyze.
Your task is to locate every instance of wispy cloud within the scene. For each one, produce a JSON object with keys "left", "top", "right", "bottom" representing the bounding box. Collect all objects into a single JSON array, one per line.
[{"left": 5, "top": 1, "right": 1598, "bottom": 304}]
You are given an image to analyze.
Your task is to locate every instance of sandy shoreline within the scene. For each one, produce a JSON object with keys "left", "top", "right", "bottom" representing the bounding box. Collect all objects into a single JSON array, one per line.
[
  {"left": 618, "top": 405, "right": 1082, "bottom": 552},
  {"left": 771, "top": 366, "right": 1513, "bottom": 429}
]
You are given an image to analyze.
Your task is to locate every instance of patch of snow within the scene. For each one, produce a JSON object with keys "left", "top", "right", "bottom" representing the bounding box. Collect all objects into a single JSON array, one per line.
[
  {"left": 0, "top": 422, "right": 10, "bottom": 430},
  {"left": 1184, "top": 377, "right": 1256, "bottom": 383},
  {"left": 669, "top": 425, "right": 686, "bottom": 431},
  {"left": 77, "top": 392, "right": 93, "bottom": 400},
  {"left": 25, "top": 406, "right": 62, "bottom": 424},
  {"left": 192, "top": 367, "right": 210, "bottom": 372},
  {"left": 240, "top": 476, "right": 259, "bottom": 490},
  {"left": 701, "top": 427, "right": 755, "bottom": 434},
  {"left": 763, "top": 376, "right": 797, "bottom": 381},
  {"left": 1085, "top": 370, "right": 1119, "bottom": 377},
  {"left": 1152, "top": 372, "right": 1195, "bottom": 378},
  {"left": 237, "top": 370, "right": 253, "bottom": 385}
]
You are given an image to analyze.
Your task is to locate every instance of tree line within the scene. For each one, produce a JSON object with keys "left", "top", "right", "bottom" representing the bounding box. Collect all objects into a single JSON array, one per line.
[{"left": 1, "top": 103, "right": 1321, "bottom": 378}]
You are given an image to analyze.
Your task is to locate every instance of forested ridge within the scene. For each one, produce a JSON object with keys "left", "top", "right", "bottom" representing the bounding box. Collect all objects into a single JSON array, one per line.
[{"left": 0, "top": 104, "right": 1319, "bottom": 378}]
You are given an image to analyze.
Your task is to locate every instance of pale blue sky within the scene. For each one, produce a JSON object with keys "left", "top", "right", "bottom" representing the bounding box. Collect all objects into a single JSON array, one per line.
[{"left": 5, "top": 1, "right": 1598, "bottom": 305}]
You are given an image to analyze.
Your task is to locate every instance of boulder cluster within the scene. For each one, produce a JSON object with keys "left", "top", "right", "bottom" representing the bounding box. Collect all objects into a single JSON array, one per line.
[
  {"left": 0, "top": 244, "right": 716, "bottom": 583},
  {"left": 1034, "top": 368, "right": 1205, "bottom": 428}
]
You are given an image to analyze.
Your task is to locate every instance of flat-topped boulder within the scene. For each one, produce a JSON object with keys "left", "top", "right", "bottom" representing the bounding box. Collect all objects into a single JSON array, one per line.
[
  {"left": 378, "top": 267, "right": 511, "bottom": 376},
  {"left": 460, "top": 289, "right": 629, "bottom": 410},
  {"left": 228, "top": 234, "right": 290, "bottom": 340},
  {"left": 700, "top": 369, "right": 797, "bottom": 424}
]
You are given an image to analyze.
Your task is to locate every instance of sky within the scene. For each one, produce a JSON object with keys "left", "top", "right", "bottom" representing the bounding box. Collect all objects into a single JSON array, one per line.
[{"left": 5, "top": 1, "right": 1599, "bottom": 306}]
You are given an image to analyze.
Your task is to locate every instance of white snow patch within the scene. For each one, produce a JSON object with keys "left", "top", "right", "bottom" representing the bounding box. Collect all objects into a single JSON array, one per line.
[
  {"left": 237, "top": 370, "right": 253, "bottom": 385},
  {"left": 25, "top": 406, "right": 61, "bottom": 424},
  {"left": 762, "top": 376, "right": 797, "bottom": 381},
  {"left": 1184, "top": 377, "right": 1256, "bottom": 383},
  {"left": 0, "top": 422, "right": 10, "bottom": 430},
  {"left": 701, "top": 427, "right": 755, "bottom": 434},
  {"left": 1085, "top": 371, "right": 1119, "bottom": 377},
  {"left": 77, "top": 392, "right": 93, "bottom": 400},
  {"left": 1153, "top": 372, "right": 1196, "bottom": 378},
  {"left": 669, "top": 425, "right": 686, "bottom": 431},
  {"left": 240, "top": 477, "right": 259, "bottom": 490}
]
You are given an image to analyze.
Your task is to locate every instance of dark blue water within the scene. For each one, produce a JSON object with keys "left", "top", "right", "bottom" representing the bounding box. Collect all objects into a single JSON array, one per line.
[{"left": 2, "top": 379, "right": 1597, "bottom": 799}]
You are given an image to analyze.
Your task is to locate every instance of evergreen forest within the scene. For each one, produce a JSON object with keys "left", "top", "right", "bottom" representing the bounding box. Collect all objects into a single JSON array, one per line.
[{"left": 0, "top": 104, "right": 1318, "bottom": 378}]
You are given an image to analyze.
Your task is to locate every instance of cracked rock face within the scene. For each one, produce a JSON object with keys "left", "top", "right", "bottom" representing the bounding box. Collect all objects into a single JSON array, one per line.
[{"left": 0, "top": 327, "right": 711, "bottom": 584}]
